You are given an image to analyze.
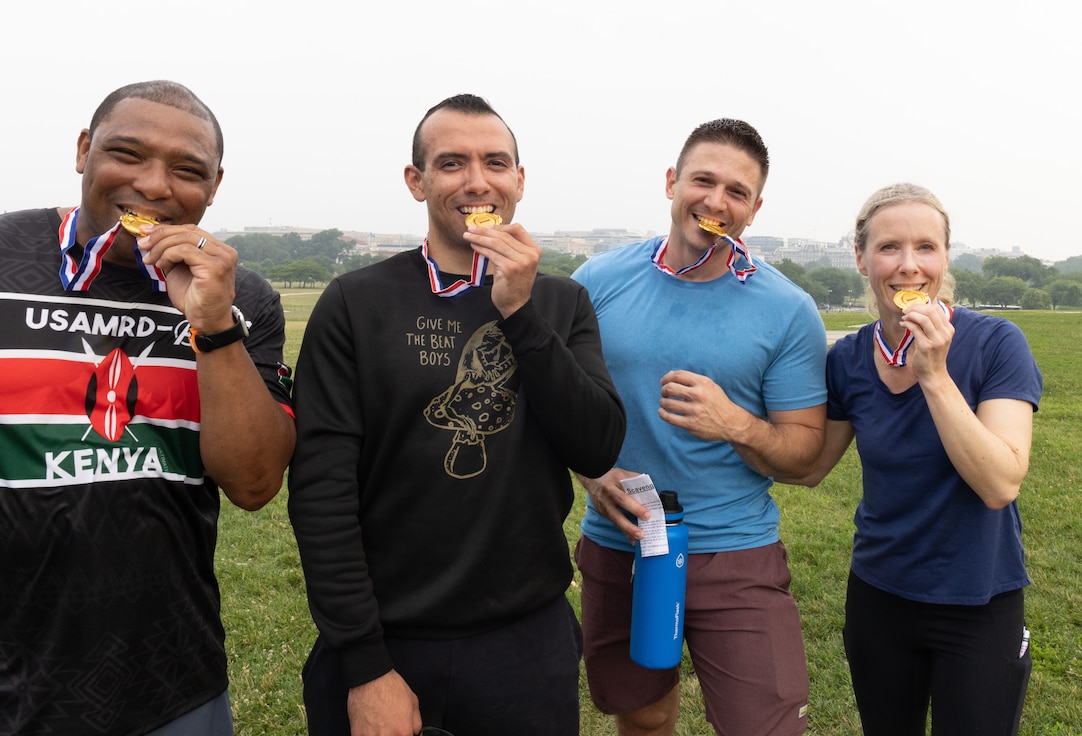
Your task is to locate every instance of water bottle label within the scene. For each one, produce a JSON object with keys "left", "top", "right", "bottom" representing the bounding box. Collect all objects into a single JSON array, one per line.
[
  {"left": 620, "top": 473, "right": 669, "bottom": 557},
  {"left": 676, "top": 553, "right": 685, "bottom": 568}
]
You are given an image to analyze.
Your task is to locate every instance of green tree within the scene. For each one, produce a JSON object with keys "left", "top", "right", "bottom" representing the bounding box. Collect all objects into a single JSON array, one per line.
[
  {"left": 279, "top": 232, "right": 306, "bottom": 260},
  {"left": 1053, "top": 254, "right": 1082, "bottom": 274},
  {"left": 773, "top": 258, "right": 807, "bottom": 284},
  {"left": 773, "top": 259, "right": 829, "bottom": 305},
  {"left": 301, "top": 229, "right": 351, "bottom": 262},
  {"left": 1021, "top": 289, "right": 1051, "bottom": 310},
  {"left": 539, "top": 250, "right": 588, "bottom": 278},
  {"left": 982, "top": 254, "right": 1056, "bottom": 288},
  {"left": 951, "top": 269, "right": 987, "bottom": 306},
  {"left": 807, "top": 267, "right": 861, "bottom": 306},
  {"left": 227, "top": 233, "right": 291, "bottom": 268},
  {"left": 268, "top": 260, "right": 331, "bottom": 288},
  {"left": 1067, "top": 283, "right": 1082, "bottom": 307},
  {"left": 802, "top": 279, "right": 829, "bottom": 306},
  {"left": 248, "top": 261, "right": 274, "bottom": 279},
  {"left": 951, "top": 252, "right": 985, "bottom": 273},
  {"left": 981, "top": 276, "right": 1026, "bottom": 307},
  {"left": 1047, "top": 279, "right": 1082, "bottom": 309},
  {"left": 308, "top": 254, "right": 337, "bottom": 273}
]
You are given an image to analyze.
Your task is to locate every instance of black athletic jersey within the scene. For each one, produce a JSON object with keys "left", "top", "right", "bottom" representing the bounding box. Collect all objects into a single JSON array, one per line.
[{"left": 0, "top": 209, "right": 292, "bottom": 735}]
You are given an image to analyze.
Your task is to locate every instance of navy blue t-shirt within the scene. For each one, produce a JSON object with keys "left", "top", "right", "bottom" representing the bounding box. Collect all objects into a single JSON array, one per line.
[{"left": 827, "top": 308, "right": 1042, "bottom": 604}]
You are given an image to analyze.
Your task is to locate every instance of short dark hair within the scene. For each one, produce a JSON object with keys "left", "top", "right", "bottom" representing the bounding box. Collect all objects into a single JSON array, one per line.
[
  {"left": 411, "top": 93, "right": 519, "bottom": 170},
  {"left": 89, "top": 80, "right": 224, "bottom": 166},
  {"left": 675, "top": 118, "right": 769, "bottom": 190}
]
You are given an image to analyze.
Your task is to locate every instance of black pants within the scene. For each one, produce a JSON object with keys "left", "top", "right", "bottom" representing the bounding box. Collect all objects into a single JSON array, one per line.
[
  {"left": 843, "top": 572, "right": 1031, "bottom": 736},
  {"left": 302, "top": 596, "right": 582, "bottom": 736}
]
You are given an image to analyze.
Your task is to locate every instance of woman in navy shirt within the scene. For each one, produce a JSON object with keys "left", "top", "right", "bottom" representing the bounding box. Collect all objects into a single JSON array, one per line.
[{"left": 782, "top": 183, "right": 1042, "bottom": 736}]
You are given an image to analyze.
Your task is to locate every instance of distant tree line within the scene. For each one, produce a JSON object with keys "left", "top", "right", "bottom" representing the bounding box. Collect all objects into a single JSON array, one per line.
[
  {"left": 226, "top": 229, "right": 589, "bottom": 285},
  {"left": 772, "top": 253, "right": 1082, "bottom": 311},
  {"left": 228, "top": 230, "right": 1082, "bottom": 310},
  {"left": 946, "top": 254, "right": 1082, "bottom": 309},
  {"left": 226, "top": 229, "right": 361, "bottom": 287}
]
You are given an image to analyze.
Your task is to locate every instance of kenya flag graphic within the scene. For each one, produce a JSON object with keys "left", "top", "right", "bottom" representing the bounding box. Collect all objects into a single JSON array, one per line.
[{"left": 1, "top": 346, "right": 203, "bottom": 489}]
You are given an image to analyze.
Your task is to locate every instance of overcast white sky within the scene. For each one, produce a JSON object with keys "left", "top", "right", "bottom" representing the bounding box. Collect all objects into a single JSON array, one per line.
[{"left": 4, "top": 0, "right": 1079, "bottom": 262}]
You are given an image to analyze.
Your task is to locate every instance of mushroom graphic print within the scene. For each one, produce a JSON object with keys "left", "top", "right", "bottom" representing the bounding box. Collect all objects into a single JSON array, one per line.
[{"left": 423, "top": 321, "right": 517, "bottom": 479}]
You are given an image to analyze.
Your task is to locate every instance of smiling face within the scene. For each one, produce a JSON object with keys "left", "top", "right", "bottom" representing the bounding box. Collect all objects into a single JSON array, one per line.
[
  {"left": 75, "top": 97, "right": 223, "bottom": 265},
  {"left": 665, "top": 141, "right": 763, "bottom": 265},
  {"left": 856, "top": 201, "right": 950, "bottom": 315},
  {"left": 404, "top": 109, "right": 524, "bottom": 260}
]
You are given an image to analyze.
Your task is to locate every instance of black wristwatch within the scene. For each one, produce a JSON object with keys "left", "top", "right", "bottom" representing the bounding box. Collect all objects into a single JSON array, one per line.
[{"left": 190, "top": 305, "right": 249, "bottom": 353}]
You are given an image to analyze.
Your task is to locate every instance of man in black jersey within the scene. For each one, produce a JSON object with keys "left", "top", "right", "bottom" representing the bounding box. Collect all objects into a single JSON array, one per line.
[{"left": 0, "top": 80, "right": 296, "bottom": 735}]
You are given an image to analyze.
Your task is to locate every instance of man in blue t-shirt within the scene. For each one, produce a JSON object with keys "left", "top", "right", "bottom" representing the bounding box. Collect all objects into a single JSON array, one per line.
[{"left": 572, "top": 118, "right": 826, "bottom": 736}]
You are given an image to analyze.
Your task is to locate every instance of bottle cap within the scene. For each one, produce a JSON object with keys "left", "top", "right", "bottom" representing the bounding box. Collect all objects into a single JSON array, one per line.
[{"left": 659, "top": 490, "right": 683, "bottom": 513}]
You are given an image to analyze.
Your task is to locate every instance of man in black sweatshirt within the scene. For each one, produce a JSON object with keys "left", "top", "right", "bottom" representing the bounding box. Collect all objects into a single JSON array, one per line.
[{"left": 288, "top": 93, "right": 626, "bottom": 736}]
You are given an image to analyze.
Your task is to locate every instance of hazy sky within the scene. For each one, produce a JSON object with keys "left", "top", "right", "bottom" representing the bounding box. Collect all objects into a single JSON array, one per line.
[{"left": 4, "top": 0, "right": 1079, "bottom": 262}]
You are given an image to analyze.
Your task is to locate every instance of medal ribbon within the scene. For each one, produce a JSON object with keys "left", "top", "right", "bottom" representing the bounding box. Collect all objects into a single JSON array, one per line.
[
  {"left": 58, "top": 207, "right": 168, "bottom": 292},
  {"left": 651, "top": 237, "right": 716, "bottom": 276},
  {"left": 136, "top": 250, "right": 169, "bottom": 292},
  {"left": 422, "top": 238, "right": 488, "bottom": 297},
  {"left": 724, "top": 236, "right": 757, "bottom": 284},
  {"left": 59, "top": 207, "right": 120, "bottom": 291},
  {"left": 650, "top": 234, "right": 756, "bottom": 283},
  {"left": 874, "top": 300, "right": 954, "bottom": 366}
]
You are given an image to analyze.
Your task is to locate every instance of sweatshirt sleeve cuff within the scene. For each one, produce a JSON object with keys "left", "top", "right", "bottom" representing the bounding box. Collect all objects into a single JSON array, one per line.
[
  {"left": 336, "top": 635, "right": 395, "bottom": 688},
  {"left": 497, "top": 299, "right": 549, "bottom": 354}
]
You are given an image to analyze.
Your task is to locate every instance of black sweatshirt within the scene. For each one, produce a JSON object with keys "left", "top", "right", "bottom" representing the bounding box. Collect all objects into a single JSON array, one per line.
[{"left": 288, "top": 249, "right": 625, "bottom": 687}]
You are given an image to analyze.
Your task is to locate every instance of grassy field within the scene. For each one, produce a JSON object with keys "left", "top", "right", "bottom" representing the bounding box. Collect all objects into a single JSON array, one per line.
[{"left": 218, "top": 290, "right": 1082, "bottom": 735}]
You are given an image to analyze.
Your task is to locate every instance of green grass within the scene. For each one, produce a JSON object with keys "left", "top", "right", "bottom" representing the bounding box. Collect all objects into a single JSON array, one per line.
[{"left": 218, "top": 297, "right": 1082, "bottom": 735}]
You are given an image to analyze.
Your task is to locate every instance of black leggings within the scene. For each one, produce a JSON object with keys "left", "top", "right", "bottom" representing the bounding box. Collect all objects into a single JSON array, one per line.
[{"left": 843, "top": 572, "right": 1031, "bottom": 736}]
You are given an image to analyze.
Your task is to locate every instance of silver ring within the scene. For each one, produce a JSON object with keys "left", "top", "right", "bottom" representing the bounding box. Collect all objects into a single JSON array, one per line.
[{"left": 196, "top": 236, "right": 207, "bottom": 250}]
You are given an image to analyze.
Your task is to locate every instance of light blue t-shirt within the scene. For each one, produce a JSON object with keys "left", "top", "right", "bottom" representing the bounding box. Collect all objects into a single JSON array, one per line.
[{"left": 573, "top": 237, "right": 827, "bottom": 553}]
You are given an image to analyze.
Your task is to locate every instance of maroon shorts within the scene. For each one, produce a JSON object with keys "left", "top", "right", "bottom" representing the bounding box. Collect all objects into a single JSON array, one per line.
[{"left": 575, "top": 536, "right": 809, "bottom": 736}]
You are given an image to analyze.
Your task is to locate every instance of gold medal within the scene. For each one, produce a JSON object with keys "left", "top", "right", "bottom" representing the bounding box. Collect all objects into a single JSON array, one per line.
[
  {"left": 119, "top": 213, "right": 159, "bottom": 235},
  {"left": 893, "top": 289, "right": 930, "bottom": 309},
  {"left": 697, "top": 218, "right": 727, "bottom": 237},
  {"left": 465, "top": 212, "right": 502, "bottom": 228}
]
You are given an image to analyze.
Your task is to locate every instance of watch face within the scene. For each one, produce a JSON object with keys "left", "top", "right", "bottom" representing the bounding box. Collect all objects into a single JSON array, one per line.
[{"left": 232, "top": 305, "right": 250, "bottom": 337}]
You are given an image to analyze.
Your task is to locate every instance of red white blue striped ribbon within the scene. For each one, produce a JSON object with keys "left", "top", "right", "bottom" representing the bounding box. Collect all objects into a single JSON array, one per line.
[
  {"left": 874, "top": 323, "right": 914, "bottom": 366},
  {"left": 874, "top": 300, "right": 954, "bottom": 366},
  {"left": 651, "top": 237, "right": 716, "bottom": 276},
  {"left": 651, "top": 235, "right": 756, "bottom": 283},
  {"left": 59, "top": 207, "right": 167, "bottom": 292},
  {"left": 136, "top": 249, "right": 169, "bottom": 292},
  {"left": 59, "top": 207, "right": 120, "bottom": 291},
  {"left": 422, "top": 238, "right": 488, "bottom": 297},
  {"left": 724, "top": 236, "right": 757, "bottom": 284}
]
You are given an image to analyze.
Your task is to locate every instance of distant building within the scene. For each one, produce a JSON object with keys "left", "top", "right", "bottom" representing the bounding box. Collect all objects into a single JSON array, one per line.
[
  {"left": 763, "top": 237, "right": 857, "bottom": 271},
  {"left": 341, "top": 231, "right": 423, "bottom": 255},
  {"left": 950, "top": 242, "right": 1027, "bottom": 261},
  {"left": 744, "top": 235, "right": 784, "bottom": 258},
  {"left": 212, "top": 225, "right": 324, "bottom": 241},
  {"left": 536, "top": 228, "right": 653, "bottom": 256}
]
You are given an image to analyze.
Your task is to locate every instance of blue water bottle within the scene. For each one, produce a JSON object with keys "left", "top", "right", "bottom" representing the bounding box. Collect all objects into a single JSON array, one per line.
[{"left": 630, "top": 490, "right": 688, "bottom": 669}]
